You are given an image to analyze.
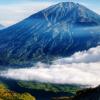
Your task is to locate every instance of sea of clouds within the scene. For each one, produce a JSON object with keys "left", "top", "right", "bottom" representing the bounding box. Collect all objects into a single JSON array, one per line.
[{"left": 0, "top": 46, "right": 100, "bottom": 87}]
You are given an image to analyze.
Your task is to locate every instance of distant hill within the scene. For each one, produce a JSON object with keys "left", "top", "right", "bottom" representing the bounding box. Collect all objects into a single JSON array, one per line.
[
  {"left": 52, "top": 86, "right": 100, "bottom": 100},
  {"left": 0, "top": 2, "right": 100, "bottom": 65},
  {"left": 0, "top": 24, "right": 4, "bottom": 30}
]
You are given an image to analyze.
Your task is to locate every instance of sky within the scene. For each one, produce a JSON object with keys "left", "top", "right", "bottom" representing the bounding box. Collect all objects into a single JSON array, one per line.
[{"left": 0, "top": 0, "right": 100, "bottom": 27}]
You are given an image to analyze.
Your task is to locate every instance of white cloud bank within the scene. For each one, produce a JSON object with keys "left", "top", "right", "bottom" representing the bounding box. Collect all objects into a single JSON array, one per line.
[
  {"left": 54, "top": 46, "right": 100, "bottom": 64},
  {"left": 0, "top": 46, "right": 100, "bottom": 87}
]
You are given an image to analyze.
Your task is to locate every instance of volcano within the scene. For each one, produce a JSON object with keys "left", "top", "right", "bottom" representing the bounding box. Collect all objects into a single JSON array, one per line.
[{"left": 0, "top": 2, "right": 100, "bottom": 65}]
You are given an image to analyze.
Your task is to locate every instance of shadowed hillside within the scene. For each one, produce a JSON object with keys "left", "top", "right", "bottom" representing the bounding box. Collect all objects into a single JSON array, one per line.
[{"left": 52, "top": 86, "right": 100, "bottom": 100}]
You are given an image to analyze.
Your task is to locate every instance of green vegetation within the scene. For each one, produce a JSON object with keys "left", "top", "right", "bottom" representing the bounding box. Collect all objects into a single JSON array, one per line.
[
  {"left": 0, "top": 83, "right": 36, "bottom": 100},
  {"left": 52, "top": 86, "right": 100, "bottom": 100},
  {"left": 1, "top": 81, "right": 98, "bottom": 100},
  {"left": 18, "top": 81, "right": 80, "bottom": 94},
  {"left": 52, "top": 97, "right": 72, "bottom": 100}
]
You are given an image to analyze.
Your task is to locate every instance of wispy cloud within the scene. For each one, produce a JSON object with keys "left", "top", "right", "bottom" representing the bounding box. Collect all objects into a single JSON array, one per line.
[
  {"left": 0, "top": 46, "right": 100, "bottom": 87},
  {"left": 0, "top": 2, "right": 52, "bottom": 26}
]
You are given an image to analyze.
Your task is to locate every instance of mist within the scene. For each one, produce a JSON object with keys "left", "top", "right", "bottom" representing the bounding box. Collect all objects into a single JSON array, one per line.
[{"left": 0, "top": 46, "right": 100, "bottom": 87}]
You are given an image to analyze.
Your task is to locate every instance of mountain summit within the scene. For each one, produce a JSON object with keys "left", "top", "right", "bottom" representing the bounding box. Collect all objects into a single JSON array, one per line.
[
  {"left": 0, "top": 2, "right": 100, "bottom": 65},
  {"left": 29, "top": 2, "right": 100, "bottom": 26}
]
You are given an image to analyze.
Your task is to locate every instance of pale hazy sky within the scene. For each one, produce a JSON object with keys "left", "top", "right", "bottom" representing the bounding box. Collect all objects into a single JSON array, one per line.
[{"left": 0, "top": 0, "right": 100, "bottom": 27}]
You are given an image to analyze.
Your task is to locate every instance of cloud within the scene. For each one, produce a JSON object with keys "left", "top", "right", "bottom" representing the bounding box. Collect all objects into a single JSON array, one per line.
[
  {"left": 0, "top": 2, "right": 53, "bottom": 26},
  {"left": 0, "top": 46, "right": 100, "bottom": 87},
  {"left": 54, "top": 46, "right": 100, "bottom": 64}
]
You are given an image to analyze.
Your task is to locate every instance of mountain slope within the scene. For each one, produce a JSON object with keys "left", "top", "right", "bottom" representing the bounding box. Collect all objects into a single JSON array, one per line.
[
  {"left": 52, "top": 86, "right": 100, "bottom": 100},
  {"left": 0, "top": 24, "right": 4, "bottom": 30},
  {"left": 0, "top": 2, "right": 100, "bottom": 65},
  {"left": 73, "top": 86, "right": 100, "bottom": 100}
]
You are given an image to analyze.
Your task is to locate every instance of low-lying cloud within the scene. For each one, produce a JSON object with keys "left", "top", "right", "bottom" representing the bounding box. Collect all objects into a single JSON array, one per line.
[
  {"left": 0, "top": 46, "right": 100, "bottom": 87},
  {"left": 54, "top": 46, "right": 100, "bottom": 64}
]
